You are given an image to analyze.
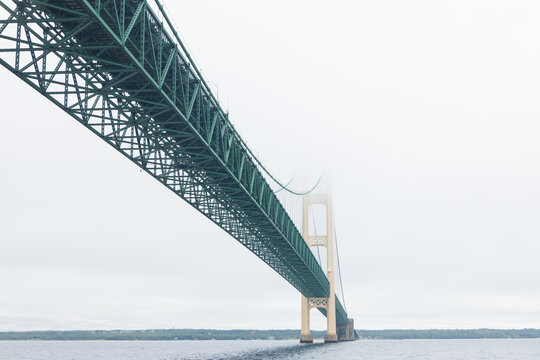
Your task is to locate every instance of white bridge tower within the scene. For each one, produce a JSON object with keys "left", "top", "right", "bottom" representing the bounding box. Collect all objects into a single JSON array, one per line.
[{"left": 300, "top": 187, "right": 338, "bottom": 343}]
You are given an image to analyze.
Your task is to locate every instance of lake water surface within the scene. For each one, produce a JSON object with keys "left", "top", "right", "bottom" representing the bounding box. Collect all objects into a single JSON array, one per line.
[{"left": 1, "top": 338, "right": 539, "bottom": 359}]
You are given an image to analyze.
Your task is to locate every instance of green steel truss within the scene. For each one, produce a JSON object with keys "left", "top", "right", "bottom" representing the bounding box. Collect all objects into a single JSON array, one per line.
[{"left": 0, "top": 0, "right": 347, "bottom": 325}]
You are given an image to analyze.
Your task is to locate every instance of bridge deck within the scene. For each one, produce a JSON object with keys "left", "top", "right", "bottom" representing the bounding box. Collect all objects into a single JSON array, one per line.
[{"left": 0, "top": 0, "right": 348, "bottom": 325}]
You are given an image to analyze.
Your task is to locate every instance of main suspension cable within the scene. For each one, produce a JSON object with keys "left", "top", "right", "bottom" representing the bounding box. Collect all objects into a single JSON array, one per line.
[
  {"left": 274, "top": 175, "right": 295, "bottom": 193},
  {"left": 271, "top": 172, "right": 323, "bottom": 195},
  {"left": 312, "top": 212, "right": 322, "bottom": 266},
  {"left": 334, "top": 221, "right": 347, "bottom": 312},
  {"left": 155, "top": 1, "right": 321, "bottom": 197}
]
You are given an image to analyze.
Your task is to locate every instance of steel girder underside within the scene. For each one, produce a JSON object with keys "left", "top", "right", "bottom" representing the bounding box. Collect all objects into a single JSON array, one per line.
[{"left": 0, "top": 0, "right": 347, "bottom": 325}]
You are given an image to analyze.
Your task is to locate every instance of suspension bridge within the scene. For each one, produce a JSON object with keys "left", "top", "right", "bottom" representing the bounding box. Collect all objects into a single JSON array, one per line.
[{"left": 0, "top": 0, "right": 356, "bottom": 342}]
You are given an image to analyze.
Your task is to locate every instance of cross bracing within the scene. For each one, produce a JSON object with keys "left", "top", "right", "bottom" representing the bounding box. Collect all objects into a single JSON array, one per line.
[{"left": 0, "top": 0, "right": 348, "bottom": 325}]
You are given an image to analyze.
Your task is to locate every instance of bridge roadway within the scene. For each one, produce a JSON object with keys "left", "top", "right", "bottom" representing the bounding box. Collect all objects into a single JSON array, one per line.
[{"left": 0, "top": 0, "right": 348, "bottom": 325}]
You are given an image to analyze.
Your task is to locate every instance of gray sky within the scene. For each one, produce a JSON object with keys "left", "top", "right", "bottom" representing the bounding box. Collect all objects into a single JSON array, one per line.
[{"left": 1, "top": 0, "right": 540, "bottom": 331}]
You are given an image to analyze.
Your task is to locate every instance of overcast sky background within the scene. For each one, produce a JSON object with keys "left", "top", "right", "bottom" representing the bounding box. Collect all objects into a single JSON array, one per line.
[{"left": 1, "top": 0, "right": 540, "bottom": 331}]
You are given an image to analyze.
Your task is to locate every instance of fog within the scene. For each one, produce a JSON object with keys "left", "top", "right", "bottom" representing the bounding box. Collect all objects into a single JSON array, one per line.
[{"left": 1, "top": 0, "right": 539, "bottom": 330}]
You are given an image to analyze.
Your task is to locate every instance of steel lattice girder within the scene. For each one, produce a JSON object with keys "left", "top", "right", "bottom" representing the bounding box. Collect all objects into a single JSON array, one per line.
[{"left": 0, "top": 0, "right": 348, "bottom": 325}]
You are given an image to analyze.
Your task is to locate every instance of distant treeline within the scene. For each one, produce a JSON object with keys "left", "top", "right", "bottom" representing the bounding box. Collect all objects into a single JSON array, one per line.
[
  {"left": 0, "top": 329, "right": 321, "bottom": 341},
  {"left": 0, "top": 328, "right": 539, "bottom": 341},
  {"left": 356, "top": 329, "right": 540, "bottom": 339}
]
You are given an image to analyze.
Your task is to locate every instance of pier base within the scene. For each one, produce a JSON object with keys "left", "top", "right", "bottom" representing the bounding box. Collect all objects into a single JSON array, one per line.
[
  {"left": 300, "top": 334, "right": 314, "bottom": 343},
  {"left": 337, "top": 318, "right": 356, "bottom": 341},
  {"left": 324, "top": 334, "right": 338, "bottom": 343}
]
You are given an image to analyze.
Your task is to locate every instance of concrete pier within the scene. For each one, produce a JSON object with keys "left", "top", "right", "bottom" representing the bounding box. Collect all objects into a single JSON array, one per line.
[
  {"left": 300, "top": 334, "right": 314, "bottom": 343},
  {"left": 337, "top": 318, "right": 356, "bottom": 341}
]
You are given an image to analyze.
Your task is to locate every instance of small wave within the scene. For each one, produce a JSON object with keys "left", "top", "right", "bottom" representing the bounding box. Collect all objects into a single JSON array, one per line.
[{"left": 214, "top": 342, "right": 326, "bottom": 360}]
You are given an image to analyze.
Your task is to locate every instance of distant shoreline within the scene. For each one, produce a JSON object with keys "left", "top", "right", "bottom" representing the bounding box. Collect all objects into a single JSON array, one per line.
[{"left": 0, "top": 329, "right": 539, "bottom": 341}]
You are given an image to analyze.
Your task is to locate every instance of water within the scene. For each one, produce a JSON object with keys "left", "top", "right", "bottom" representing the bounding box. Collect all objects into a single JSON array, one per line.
[{"left": 1, "top": 339, "right": 539, "bottom": 360}]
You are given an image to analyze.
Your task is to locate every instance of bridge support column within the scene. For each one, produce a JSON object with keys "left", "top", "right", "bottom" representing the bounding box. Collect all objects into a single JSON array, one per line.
[
  {"left": 300, "top": 194, "right": 313, "bottom": 343},
  {"left": 324, "top": 187, "right": 338, "bottom": 343},
  {"left": 300, "top": 295, "right": 313, "bottom": 343},
  {"left": 300, "top": 187, "right": 338, "bottom": 343}
]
